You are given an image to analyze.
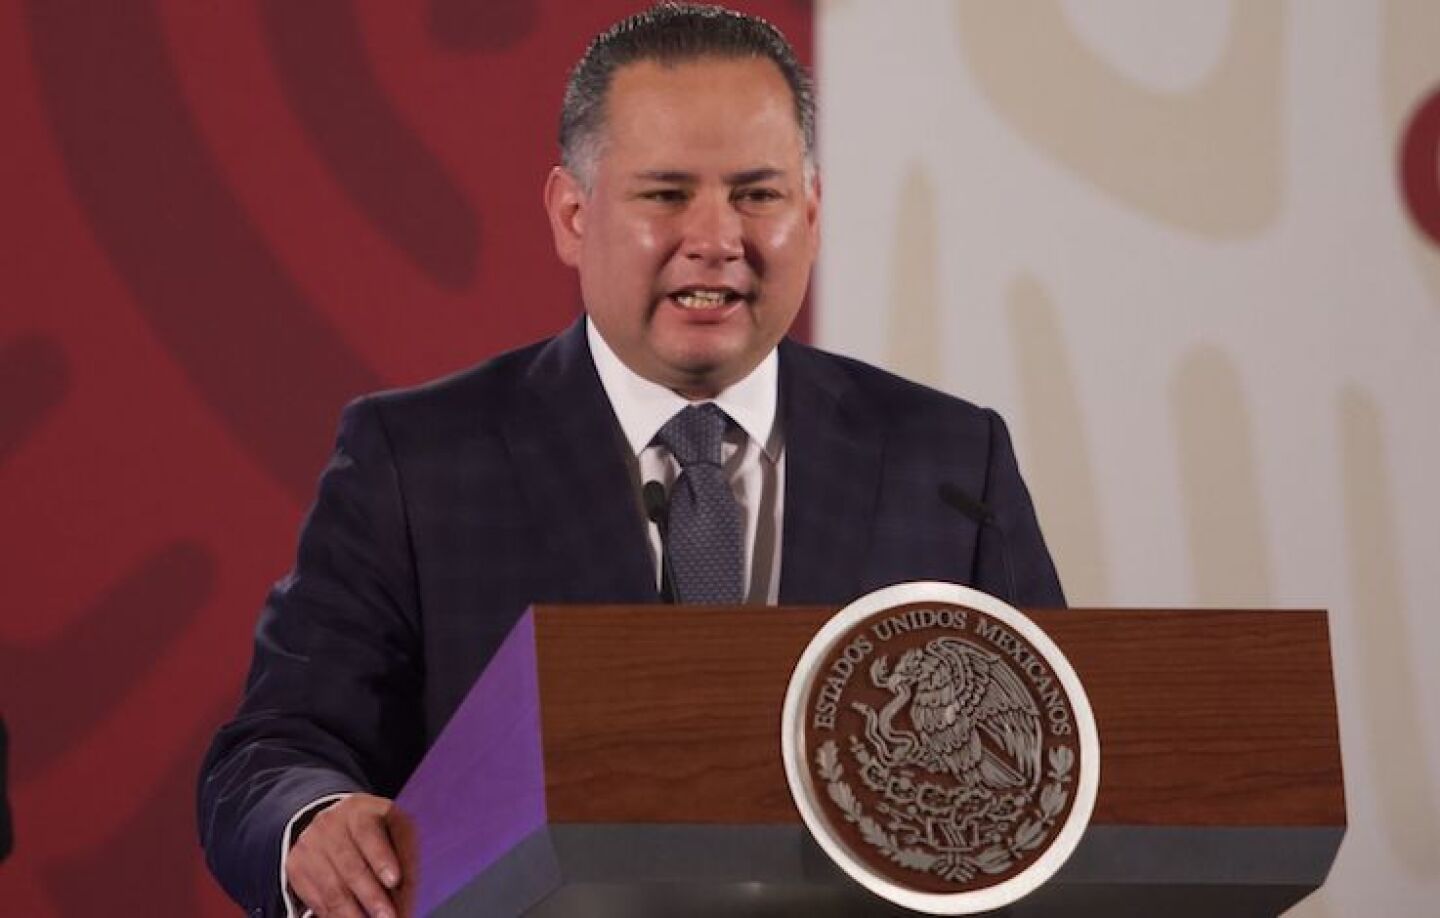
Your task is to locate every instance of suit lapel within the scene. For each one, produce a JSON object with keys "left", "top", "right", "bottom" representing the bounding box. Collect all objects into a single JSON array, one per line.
[
  {"left": 501, "top": 320, "right": 657, "bottom": 604},
  {"left": 777, "top": 341, "right": 885, "bottom": 605}
]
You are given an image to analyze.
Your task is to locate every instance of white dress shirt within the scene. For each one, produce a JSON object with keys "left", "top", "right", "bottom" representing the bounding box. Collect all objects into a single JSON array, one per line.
[{"left": 586, "top": 318, "right": 785, "bottom": 604}]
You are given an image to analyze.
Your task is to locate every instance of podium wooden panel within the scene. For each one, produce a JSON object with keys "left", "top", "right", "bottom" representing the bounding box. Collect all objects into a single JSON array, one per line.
[{"left": 414, "top": 606, "right": 1344, "bottom": 916}]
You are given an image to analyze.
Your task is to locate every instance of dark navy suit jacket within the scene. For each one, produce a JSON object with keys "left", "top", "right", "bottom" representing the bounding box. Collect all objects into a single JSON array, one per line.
[{"left": 197, "top": 320, "right": 1063, "bottom": 913}]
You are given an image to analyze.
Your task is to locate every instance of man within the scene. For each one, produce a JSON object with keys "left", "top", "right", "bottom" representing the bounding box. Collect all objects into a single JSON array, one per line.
[{"left": 198, "top": 4, "right": 1063, "bottom": 916}]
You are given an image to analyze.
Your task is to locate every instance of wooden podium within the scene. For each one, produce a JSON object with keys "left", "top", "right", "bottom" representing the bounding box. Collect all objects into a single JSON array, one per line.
[{"left": 393, "top": 606, "right": 1345, "bottom": 917}]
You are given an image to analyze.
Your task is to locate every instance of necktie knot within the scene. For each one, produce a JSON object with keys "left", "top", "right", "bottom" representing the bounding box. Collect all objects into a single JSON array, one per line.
[{"left": 657, "top": 403, "right": 728, "bottom": 469}]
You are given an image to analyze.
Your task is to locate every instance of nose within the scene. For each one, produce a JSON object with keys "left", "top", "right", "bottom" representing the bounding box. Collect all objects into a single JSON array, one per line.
[{"left": 680, "top": 192, "right": 744, "bottom": 264}]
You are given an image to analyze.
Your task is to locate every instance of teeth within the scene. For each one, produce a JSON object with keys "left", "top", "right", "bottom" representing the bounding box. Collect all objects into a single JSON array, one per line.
[{"left": 674, "top": 290, "right": 732, "bottom": 310}]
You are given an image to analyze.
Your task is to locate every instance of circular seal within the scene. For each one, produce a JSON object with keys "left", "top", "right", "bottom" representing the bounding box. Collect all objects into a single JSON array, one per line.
[{"left": 782, "top": 582, "right": 1099, "bottom": 915}]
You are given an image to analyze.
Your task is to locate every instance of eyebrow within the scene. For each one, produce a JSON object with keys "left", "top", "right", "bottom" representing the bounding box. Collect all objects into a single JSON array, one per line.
[{"left": 632, "top": 167, "right": 787, "bottom": 185}]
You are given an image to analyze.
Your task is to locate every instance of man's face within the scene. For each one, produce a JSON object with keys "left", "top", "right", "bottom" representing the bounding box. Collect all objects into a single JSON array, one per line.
[{"left": 546, "top": 57, "right": 819, "bottom": 398}]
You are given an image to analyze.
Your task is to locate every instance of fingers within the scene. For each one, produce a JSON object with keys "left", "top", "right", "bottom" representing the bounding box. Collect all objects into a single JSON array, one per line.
[
  {"left": 287, "top": 794, "right": 403, "bottom": 917},
  {"left": 326, "top": 833, "right": 396, "bottom": 917},
  {"left": 353, "top": 812, "right": 403, "bottom": 891},
  {"left": 289, "top": 860, "right": 369, "bottom": 918}
]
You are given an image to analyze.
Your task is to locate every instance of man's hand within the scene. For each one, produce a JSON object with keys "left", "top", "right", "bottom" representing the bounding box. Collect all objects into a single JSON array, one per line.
[{"left": 286, "top": 793, "right": 406, "bottom": 918}]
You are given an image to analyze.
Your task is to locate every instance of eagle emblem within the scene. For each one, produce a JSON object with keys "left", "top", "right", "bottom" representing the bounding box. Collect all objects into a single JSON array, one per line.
[
  {"left": 786, "top": 586, "right": 1098, "bottom": 913},
  {"left": 818, "top": 635, "right": 1076, "bottom": 885},
  {"left": 859, "top": 638, "right": 1042, "bottom": 795}
]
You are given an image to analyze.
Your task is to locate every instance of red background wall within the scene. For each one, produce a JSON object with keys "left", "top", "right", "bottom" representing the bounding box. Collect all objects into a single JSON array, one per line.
[{"left": 0, "top": 2, "right": 811, "bottom": 912}]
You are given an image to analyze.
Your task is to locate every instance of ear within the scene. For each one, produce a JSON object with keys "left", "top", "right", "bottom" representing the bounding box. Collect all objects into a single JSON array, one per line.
[{"left": 544, "top": 166, "right": 587, "bottom": 268}]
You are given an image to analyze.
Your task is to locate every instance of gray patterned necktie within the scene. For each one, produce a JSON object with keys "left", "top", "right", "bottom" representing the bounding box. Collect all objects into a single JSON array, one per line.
[{"left": 656, "top": 403, "right": 744, "bottom": 604}]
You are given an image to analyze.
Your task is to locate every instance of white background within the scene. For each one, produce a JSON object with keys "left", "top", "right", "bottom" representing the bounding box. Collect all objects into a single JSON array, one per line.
[{"left": 815, "top": 3, "right": 1440, "bottom": 915}]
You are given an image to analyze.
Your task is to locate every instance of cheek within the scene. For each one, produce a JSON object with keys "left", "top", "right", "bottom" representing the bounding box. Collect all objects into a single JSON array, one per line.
[
  {"left": 616, "top": 212, "right": 672, "bottom": 263},
  {"left": 754, "top": 213, "right": 817, "bottom": 273},
  {"left": 585, "top": 217, "right": 665, "bottom": 282}
]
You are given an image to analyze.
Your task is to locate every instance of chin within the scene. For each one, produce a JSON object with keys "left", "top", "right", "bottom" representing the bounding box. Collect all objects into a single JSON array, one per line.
[
  {"left": 652, "top": 359, "right": 736, "bottom": 397},
  {"left": 675, "top": 344, "right": 752, "bottom": 375}
]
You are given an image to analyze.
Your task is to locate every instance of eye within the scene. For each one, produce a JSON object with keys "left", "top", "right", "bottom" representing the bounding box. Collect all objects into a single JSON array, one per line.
[
  {"left": 639, "top": 188, "right": 689, "bottom": 204},
  {"left": 734, "top": 186, "right": 784, "bottom": 205}
]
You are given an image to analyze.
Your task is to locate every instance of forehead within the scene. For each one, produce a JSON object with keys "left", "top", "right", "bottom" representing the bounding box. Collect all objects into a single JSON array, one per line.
[{"left": 597, "top": 57, "right": 805, "bottom": 172}]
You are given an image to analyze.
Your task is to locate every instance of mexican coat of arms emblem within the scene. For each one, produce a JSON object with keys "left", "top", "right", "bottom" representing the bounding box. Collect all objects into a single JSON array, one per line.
[{"left": 783, "top": 582, "right": 1099, "bottom": 914}]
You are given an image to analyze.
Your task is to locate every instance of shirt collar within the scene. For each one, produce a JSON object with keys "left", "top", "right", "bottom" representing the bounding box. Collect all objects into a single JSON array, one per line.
[{"left": 586, "top": 317, "right": 780, "bottom": 459}]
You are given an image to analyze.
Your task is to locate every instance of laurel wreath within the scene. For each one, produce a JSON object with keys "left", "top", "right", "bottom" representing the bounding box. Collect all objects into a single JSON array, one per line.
[{"left": 816, "top": 739, "right": 1074, "bottom": 882}]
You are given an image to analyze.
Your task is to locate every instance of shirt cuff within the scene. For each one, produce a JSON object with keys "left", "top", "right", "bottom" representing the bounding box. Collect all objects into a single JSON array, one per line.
[{"left": 280, "top": 793, "right": 351, "bottom": 918}]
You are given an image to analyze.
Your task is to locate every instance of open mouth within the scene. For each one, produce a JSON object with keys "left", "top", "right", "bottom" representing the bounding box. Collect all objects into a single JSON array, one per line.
[{"left": 669, "top": 287, "right": 747, "bottom": 311}]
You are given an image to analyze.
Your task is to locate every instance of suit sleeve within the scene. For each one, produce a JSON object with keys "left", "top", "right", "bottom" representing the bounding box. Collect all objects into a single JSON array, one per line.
[
  {"left": 976, "top": 409, "right": 1066, "bottom": 608},
  {"left": 197, "top": 397, "right": 426, "bottom": 915}
]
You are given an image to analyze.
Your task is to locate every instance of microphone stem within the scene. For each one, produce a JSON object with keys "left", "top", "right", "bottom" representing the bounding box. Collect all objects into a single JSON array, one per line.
[{"left": 643, "top": 481, "right": 677, "bottom": 603}]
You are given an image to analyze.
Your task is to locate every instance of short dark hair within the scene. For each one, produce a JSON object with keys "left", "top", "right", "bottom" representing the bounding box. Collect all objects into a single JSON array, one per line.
[{"left": 559, "top": 2, "right": 815, "bottom": 185}]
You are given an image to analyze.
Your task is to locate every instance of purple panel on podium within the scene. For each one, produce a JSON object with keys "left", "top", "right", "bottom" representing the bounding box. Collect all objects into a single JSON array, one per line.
[{"left": 396, "top": 608, "right": 546, "bottom": 915}]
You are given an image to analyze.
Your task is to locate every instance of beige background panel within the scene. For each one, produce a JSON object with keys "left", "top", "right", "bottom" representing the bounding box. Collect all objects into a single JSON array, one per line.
[
  {"left": 818, "top": 2, "right": 1440, "bottom": 914},
  {"left": 1007, "top": 274, "right": 1109, "bottom": 604},
  {"left": 1383, "top": 0, "right": 1440, "bottom": 310},
  {"left": 1338, "top": 386, "right": 1440, "bottom": 878},
  {"left": 1171, "top": 346, "right": 1273, "bottom": 605},
  {"left": 954, "top": 0, "right": 1282, "bottom": 236},
  {"left": 886, "top": 164, "right": 944, "bottom": 390}
]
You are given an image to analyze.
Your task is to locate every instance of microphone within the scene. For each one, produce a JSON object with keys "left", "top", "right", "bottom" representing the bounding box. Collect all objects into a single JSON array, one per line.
[
  {"left": 938, "top": 483, "right": 1016, "bottom": 605},
  {"left": 642, "top": 481, "right": 676, "bottom": 603}
]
